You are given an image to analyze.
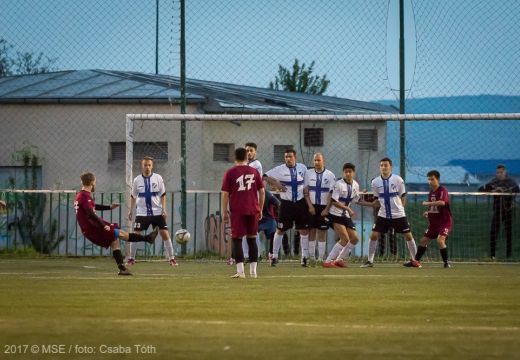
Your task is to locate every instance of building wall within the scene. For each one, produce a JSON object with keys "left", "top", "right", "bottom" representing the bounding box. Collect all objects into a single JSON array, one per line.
[
  {"left": 200, "top": 120, "right": 387, "bottom": 190},
  {"left": 0, "top": 103, "right": 201, "bottom": 191}
]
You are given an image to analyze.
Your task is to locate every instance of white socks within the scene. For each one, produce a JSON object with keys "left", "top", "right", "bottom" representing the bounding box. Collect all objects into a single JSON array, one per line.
[
  {"left": 237, "top": 262, "right": 245, "bottom": 275},
  {"left": 368, "top": 240, "right": 378, "bottom": 263},
  {"left": 272, "top": 233, "right": 283, "bottom": 259},
  {"left": 128, "top": 242, "right": 138, "bottom": 260},
  {"left": 339, "top": 242, "right": 355, "bottom": 260},
  {"left": 407, "top": 239, "right": 417, "bottom": 259},
  {"left": 318, "top": 241, "right": 326, "bottom": 259},
  {"left": 249, "top": 262, "right": 257, "bottom": 277},
  {"left": 326, "top": 243, "right": 344, "bottom": 262},
  {"left": 300, "top": 234, "right": 309, "bottom": 258},
  {"left": 308, "top": 240, "right": 316, "bottom": 259},
  {"left": 163, "top": 237, "right": 175, "bottom": 260}
]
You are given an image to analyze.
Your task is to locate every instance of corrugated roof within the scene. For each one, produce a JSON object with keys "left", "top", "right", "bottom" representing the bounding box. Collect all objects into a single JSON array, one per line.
[{"left": 0, "top": 69, "right": 397, "bottom": 114}]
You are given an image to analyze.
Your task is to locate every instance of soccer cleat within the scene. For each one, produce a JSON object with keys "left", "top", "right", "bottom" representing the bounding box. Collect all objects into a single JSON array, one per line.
[
  {"left": 230, "top": 273, "right": 245, "bottom": 279},
  {"left": 125, "top": 258, "right": 136, "bottom": 266},
  {"left": 118, "top": 268, "right": 132, "bottom": 276},
  {"left": 403, "top": 260, "right": 422, "bottom": 268},
  {"left": 333, "top": 259, "right": 347, "bottom": 268},
  {"left": 301, "top": 257, "right": 308, "bottom": 267},
  {"left": 309, "top": 257, "right": 317, "bottom": 267},
  {"left": 145, "top": 226, "right": 159, "bottom": 244},
  {"left": 169, "top": 258, "right": 178, "bottom": 267},
  {"left": 271, "top": 257, "right": 279, "bottom": 267},
  {"left": 250, "top": 273, "right": 258, "bottom": 279},
  {"left": 226, "top": 257, "right": 235, "bottom": 265},
  {"left": 322, "top": 261, "right": 337, "bottom": 268},
  {"left": 444, "top": 262, "right": 451, "bottom": 268},
  {"left": 316, "top": 258, "right": 324, "bottom": 266},
  {"left": 360, "top": 261, "right": 374, "bottom": 268}
]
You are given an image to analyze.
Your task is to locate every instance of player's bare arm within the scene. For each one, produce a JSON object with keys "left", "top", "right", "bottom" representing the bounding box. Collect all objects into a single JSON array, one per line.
[
  {"left": 264, "top": 175, "right": 286, "bottom": 191},
  {"left": 321, "top": 193, "right": 332, "bottom": 216},
  {"left": 161, "top": 194, "right": 167, "bottom": 218},
  {"left": 303, "top": 186, "right": 315, "bottom": 215},
  {"left": 128, "top": 196, "right": 136, "bottom": 221},
  {"left": 258, "top": 187, "right": 265, "bottom": 221},
  {"left": 422, "top": 200, "right": 446, "bottom": 207},
  {"left": 221, "top": 191, "right": 230, "bottom": 223}
]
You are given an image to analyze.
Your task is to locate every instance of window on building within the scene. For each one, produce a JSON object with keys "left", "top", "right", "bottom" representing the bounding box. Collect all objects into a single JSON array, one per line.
[
  {"left": 357, "top": 129, "right": 378, "bottom": 151},
  {"left": 213, "top": 143, "right": 234, "bottom": 162},
  {"left": 273, "top": 145, "right": 294, "bottom": 163},
  {"left": 109, "top": 142, "right": 168, "bottom": 161},
  {"left": 304, "top": 128, "right": 324, "bottom": 147}
]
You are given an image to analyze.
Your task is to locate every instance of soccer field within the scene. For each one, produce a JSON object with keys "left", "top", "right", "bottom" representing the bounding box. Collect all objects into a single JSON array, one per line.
[{"left": 0, "top": 258, "right": 519, "bottom": 359}]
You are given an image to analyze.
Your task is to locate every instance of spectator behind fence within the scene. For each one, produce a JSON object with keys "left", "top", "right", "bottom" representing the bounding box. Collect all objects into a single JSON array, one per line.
[{"left": 479, "top": 164, "right": 519, "bottom": 259}]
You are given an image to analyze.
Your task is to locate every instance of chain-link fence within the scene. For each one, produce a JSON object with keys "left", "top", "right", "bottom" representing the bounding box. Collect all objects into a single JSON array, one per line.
[{"left": 0, "top": 1, "right": 519, "bottom": 259}]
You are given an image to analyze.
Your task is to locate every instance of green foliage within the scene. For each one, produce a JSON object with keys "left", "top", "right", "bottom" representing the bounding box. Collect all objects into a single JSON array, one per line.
[
  {"left": 269, "top": 58, "right": 330, "bottom": 95},
  {"left": 0, "top": 37, "right": 57, "bottom": 77},
  {"left": 8, "top": 145, "right": 63, "bottom": 254}
]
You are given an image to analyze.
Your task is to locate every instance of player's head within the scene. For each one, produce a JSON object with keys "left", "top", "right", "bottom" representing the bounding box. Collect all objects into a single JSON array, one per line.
[
  {"left": 141, "top": 156, "right": 154, "bottom": 176},
  {"left": 234, "top": 147, "right": 247, "bottom": 163},
  {"left": 284, "top": 148, "right": 296, "bottom": 167},
  {"left": 379, "top": 157, "right": 393, "bottom": 177},
  {"left": 496, "top": 164, "right": 507, "bottom": 180},
  {"left": 342, "top": 163, "right": 356, "bottom": 182},
  {"left": 80, "top": 172, "right": 96, "bottom": 191},
  {"left": 427, "top": 170, "right": 440, "bottom": 189},
  {"left": 313, "top": 153, "right": 325, "bottom": 171},
  {"left": 245, "top": 142, "right": 257, "bottom": 161}
]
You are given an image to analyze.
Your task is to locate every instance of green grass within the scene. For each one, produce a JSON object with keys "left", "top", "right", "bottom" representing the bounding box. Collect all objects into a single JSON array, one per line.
[{"left": 0, "top": 258, "right": 519, "bottom": 359}]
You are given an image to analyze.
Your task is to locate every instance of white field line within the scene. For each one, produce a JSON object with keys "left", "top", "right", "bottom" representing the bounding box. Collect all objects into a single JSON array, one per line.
[{"left": 115, "top": 318, "right": 520, "bottom": 333}]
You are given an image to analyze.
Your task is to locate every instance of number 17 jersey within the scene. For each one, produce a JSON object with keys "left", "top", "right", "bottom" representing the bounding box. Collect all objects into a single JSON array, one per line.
[{"left": 221, "top": 165, "right": 264, "bottom": 215}]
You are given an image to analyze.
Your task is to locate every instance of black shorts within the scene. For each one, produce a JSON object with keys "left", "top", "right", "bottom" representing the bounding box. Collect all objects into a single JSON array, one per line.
[
  {"left": 277, "top": 199, "right": 309, "bottom": 232},
  {"left": 308, "top": 204, "right": 329, "bottom": 230},
  {"left": 328, "top": 214, "right": 356, "bottom": 230},
  {"left": 134, "top": 215, "right": 168, "bottom": 231},
  {"left": 373, "top": 216, "right": 411, "bottom": 234}
]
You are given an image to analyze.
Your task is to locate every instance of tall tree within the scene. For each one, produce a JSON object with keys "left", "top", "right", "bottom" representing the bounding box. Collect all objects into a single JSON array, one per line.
[
  {"left": 269, "top": 59, "right": 330, "bottom": 95},
  {"left": 0, "top": 38, "right": 56, "bottom": 76}
]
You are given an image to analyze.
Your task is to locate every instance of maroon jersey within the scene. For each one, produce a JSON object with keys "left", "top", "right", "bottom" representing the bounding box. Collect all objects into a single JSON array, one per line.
[
  {"left": 427, "top": 185, "right": 452, "bottom": 226},
  {"left": 74, "top": 190, "right": 116, "bottom": 248},
  {"left": 221, "top": 165, "right": 264, "bottom": 215}
]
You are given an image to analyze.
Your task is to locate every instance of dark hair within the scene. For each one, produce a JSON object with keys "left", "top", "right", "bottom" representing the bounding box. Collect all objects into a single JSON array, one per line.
[
  {"left": 141, "top": 156, "right": 154, "bottom": 163},
  {"left": 80, "top": 172, "right": 95, "bottom": 186},
  {"left": 343, "top": 162, "right": 356, "bottom": 171},
  {"left": 245, "top": 142, "right": 257, "bottom": 150},
  {"left": 497, "top": 164, "right": 506, "bottom": 170},
  {"left": 380, "top": 157, "right": 393, "bottom": 166},
  {"left": 284, "top": 148, "right": 296, "bottom": 156},
  {"left": 427, "top": 170, "right": 440, "bottom": 180},
  {"left": 235, "top": 147, "right": 247, "bottom": 161}
]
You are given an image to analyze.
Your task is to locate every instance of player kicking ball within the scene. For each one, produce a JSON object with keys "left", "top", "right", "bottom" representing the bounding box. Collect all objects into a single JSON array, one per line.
[
  {"left": 404, "top": 170, "right": 453, "bottom": 268},
  {"left": 221, "top": 148, "right": 265, "bottom": 279},
  {"left": 75, "top": 172, "right": 158, "bottom": 275}
]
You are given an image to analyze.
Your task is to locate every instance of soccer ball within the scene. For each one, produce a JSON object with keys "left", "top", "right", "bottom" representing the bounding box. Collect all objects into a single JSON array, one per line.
[{"left": 174, "top": 229, "right": 191, "bottom": 244}]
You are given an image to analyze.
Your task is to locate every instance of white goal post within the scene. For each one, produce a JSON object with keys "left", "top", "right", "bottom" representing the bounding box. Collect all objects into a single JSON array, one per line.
[{"left": 125, "top": 112, "right": 520, "bottom": 229}]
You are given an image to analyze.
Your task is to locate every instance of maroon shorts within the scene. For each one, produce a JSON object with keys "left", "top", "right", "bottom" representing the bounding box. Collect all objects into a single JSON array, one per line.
[
  {"left": 424, "top": 222, "right": 452, "bottom": 239},
  {"left": 83, "top": 223, "right": 119, "bottom": 248},
  {"left": 230, "top": 213, "right": 259, "bottom": 238}
]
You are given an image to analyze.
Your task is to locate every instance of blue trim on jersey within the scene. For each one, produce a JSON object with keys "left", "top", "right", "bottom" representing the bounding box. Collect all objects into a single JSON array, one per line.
[
  {"left": 338, "top": 182, "right": 353, "bottom": 217},
  {"left": 379, "top": 177, "right": 399, "bottom": 219},
  {"left": 290, "top": 167, "right": 299, "bottom": 202},
  {"left": 143, "top": 175, "right": 154, "bottom": 216},
  {"left": 315, "top": 172, "right": 323, "bottom": 205}
]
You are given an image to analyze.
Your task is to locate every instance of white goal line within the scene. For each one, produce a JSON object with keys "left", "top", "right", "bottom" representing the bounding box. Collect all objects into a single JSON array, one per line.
[{"left": 126, "top": 113, "right": 520, "bottom": 122}]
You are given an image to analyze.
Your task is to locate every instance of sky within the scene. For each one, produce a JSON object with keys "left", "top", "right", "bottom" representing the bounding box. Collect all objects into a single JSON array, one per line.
[{"left": 1, "top": 0, "right": 519, "bottom": 167}]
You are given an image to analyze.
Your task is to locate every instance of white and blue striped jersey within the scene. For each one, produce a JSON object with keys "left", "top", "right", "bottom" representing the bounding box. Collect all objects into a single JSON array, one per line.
[
  {"left": 371, "top": 174, "right": 406, "bottom": 219},
  {"left": 304, "top": 168, "right": 336, "bottom": 205},
  {"left": 329, "top": 179, "right": 360, "bottom": 218},
  {"left": 248, "top": 159, "right": 263, "bottom": 177},
  {"left": 131, "top": 173, "right": 166, "bottom": 216},
  {"left": 265, "top": 163, "right": 307, "bottom": 202}
]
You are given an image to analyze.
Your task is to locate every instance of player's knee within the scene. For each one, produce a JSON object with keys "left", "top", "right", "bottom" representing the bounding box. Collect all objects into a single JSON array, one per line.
[{"left": 370, "top": 232, "right": 378, "bottom": 241}]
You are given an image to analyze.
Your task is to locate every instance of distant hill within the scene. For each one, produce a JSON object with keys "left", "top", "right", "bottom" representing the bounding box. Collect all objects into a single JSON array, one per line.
[{"left": 378, "top": 95, "right": 520, "bottom": 172}]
